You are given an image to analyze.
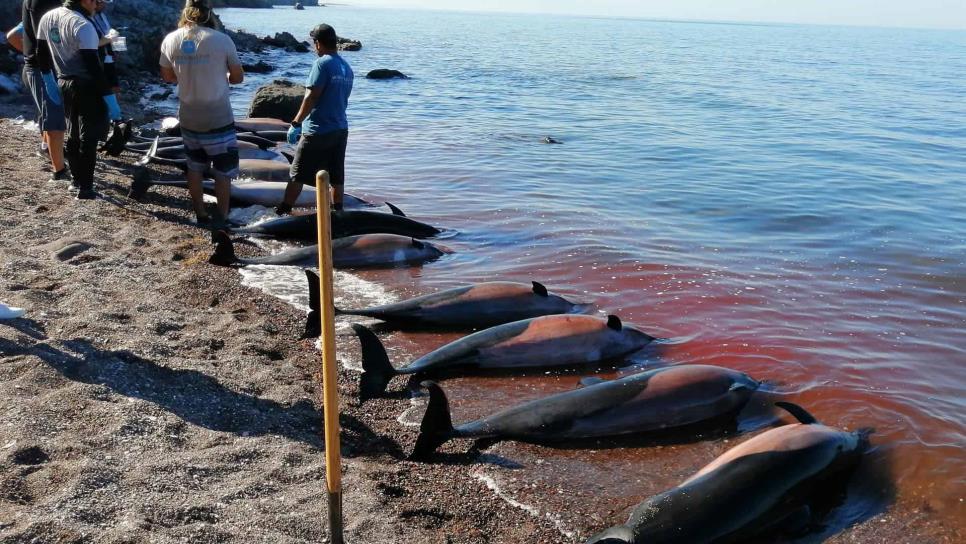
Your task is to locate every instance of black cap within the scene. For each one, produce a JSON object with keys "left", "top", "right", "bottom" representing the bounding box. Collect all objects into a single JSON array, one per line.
[{"left": 309, "top": 23, "right": 336, "bottom": 43}]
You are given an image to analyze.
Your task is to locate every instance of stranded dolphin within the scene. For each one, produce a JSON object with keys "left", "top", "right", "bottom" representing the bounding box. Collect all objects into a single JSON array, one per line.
[
  {"left": 585, "top": 402, "right": 871, "bottom": 544},
  {"left": 209, "top": 231, "right": 448, "bottom": 269},
  {"left": 302, "top": 272, "right": 591, "bottom": 337},
  {"left": 231, "top": 206, "right": 442, "bottom": 241},
  {"left": 351, "top": 314, "right": 655, "bottom": 402},
  {"left": 410, "top": 365, "right": 759, "bottom": 459},
  {"left": 129, "top": 171, "right": 373, "bottom": 209}
]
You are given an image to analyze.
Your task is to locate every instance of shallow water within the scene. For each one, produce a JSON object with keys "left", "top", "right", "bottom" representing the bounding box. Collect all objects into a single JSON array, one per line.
[{"left": 218, "top": 7, "right": 966, "bottom": 539}]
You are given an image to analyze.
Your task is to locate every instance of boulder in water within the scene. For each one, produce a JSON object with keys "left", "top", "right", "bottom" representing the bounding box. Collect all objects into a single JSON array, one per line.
[
  {"left": 243, "top": 60, "right": 274, "bottom": 74},
  {"left": 247, "top": 79, "right": 306, "bottom": 121},
  {"left": 366, "top": 69, "right": 408, "bottom": 80},
  {"left": 262, "top": 32, "right": 309, "bottom": 53},
  {"left": 337, "top": 37, "right": 362, "bottom": 51}
]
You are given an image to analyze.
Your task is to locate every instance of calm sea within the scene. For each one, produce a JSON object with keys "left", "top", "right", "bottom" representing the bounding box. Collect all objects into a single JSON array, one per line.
[{"left": 218, "top": 7, "right": 966, "bottom": 540}]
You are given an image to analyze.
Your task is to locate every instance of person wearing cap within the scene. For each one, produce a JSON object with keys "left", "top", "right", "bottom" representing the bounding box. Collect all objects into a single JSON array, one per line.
[
  {"left": 21, "top": 0, "right": 69, "bottom": 183},
  {"left": 35, "top": 0, "right": 121, "bottom": 200},
  {"left": 275, "top": 23, "right": 353, "bottom": 215},
  {"left": 160, "top": 0, "right": 244, "bottom": 226}
]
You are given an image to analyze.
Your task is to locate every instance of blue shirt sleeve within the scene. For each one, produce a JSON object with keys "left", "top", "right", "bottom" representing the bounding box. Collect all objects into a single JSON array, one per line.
[{"left": 306, "top": 57, "right": 330, "bottom": 90}]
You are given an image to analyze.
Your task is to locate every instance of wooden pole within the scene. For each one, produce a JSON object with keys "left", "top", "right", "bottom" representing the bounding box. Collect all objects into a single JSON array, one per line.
[{"left": 314, "top": 170, "right": 344, "bottom": 544}]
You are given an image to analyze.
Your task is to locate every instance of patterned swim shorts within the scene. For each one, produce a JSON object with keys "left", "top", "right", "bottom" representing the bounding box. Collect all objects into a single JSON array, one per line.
[{"left": 180, "top": 123, "right": 240, "bottom": 178}]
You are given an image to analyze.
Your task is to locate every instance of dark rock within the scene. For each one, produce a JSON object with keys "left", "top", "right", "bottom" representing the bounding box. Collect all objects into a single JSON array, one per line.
[
  {"left": 209, "top": 0, "right": 274, "bottom": 7},
  {"left": 262, "top": 32, "right": 309, "bottom": 53},
  {"left": 53, "top": 241, "right": 94, "bottom": 262},
  {"left": 337, "top": 37, "right": 362, "bottom": 52},
  {"left": 226, "top": 29, "right": 265, "bottom": 53},
  {"left": 247, "top": 79, "right": 305, "bottom": 121},
  {"left": 242, "top": 60, "right": 274, "bottom": 74},
  {"left": 367, "top": 69, "right": 408, "bottom": 80}
]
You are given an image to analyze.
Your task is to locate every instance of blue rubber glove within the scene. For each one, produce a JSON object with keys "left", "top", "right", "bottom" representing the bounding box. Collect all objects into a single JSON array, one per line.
[
  {"left": 103, "top": 94, "right": 121, "bottom": 121},
  {"left": 41, "top": 71, "right": 61, "bottom": 106},
  {"left": 286, "top": 123, "right": 302, "bottom": 145}
]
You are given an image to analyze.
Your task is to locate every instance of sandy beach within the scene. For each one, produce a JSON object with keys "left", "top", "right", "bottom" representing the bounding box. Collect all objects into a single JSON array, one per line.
[{"left": 0, "top": 98, "right": 572, "bottom": 543}]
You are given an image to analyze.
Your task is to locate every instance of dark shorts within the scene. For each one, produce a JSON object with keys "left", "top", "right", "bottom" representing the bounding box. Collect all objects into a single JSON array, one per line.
[
  {"left": 22, "top": 65, "right": 67, "bottom": 132},
  {"left": 181, "top": 124, "right": 240, "bottom": 178},
  {"left": 289, "top": 129, "right": 348, "bottom": 186}
]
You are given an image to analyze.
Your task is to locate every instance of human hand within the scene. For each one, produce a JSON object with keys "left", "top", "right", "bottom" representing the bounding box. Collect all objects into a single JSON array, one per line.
[
  {"left": 286, "top": 123, "right": 302, "bottom": 145},
  {"left": 103, "top": 94, "right": 121, "bottom": 121},
  {"left": 41, "top": 71, "right": 61, "bottom": 106}
]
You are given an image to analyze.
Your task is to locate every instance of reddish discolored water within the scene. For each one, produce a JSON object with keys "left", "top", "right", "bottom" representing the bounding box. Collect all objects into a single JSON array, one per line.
[{"left": 219, "top": 6, "right": 966, "bottom": 541}]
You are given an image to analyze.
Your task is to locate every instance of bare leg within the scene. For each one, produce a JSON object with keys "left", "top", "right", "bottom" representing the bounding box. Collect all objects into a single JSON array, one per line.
[
  {"left": 281, "top": 179, "right": 304, "bottom": 209},
  {"left": 212, "top": 172, "right": 231, "bottom": 220},
  {"left": 47, "top": 130, "right": 65, "bottom": 172},
  {"left": 186, "top": 169, "right": 208, "bottom": 219}
]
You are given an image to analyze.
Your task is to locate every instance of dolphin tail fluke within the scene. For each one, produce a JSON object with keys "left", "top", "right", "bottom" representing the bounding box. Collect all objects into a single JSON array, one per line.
[
  {"left": 129, "top": 167, "right": 154, "bottom": 200},
  {"left": 302, "top": 269, "right": 322, "bottom": 339},
  {"left": 139, "top": 136, "right": 188, "bottom": 171},
  {"left": 775, "top": 401, "right": 819, "bottom": 424},
  {"left": 208, "top": 230, "right": 237, "bottom": 266},
  {"left": 409, "top": 380, "right": 455, "bottom": 461},
  {"left": 352, "top": 323, "right": 398, "bottom": 403}
]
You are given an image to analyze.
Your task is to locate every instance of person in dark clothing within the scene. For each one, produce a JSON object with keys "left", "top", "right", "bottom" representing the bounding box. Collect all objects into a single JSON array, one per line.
[
  {"left": 91, "top": 0, "right": 119, "bottom": 92},
  {"left": 21, "top": 0, "right": 68, "bottom": 181},
  {"left": 35, "top": 0, "right": 121, "bottom": 200}
]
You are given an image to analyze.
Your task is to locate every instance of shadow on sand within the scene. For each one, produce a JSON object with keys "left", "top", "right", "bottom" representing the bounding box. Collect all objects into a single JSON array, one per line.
[{"left": 0, "top": 336, "right": 401, "bottom": 457}]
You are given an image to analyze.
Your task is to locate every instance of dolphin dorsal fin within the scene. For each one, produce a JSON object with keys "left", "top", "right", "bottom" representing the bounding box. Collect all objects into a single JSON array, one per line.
[
  {"left": 776, "top": 402, "right": 819, "bottom": 424},
  {"left": 531, "top": 281, "right": 548, "bottom": 297},
  {"left": 386, "top": 202, "right": 406, "bottom": 216},
  {"left": 411, "top": 238, "right": 425, "bottom": 249},
  {"left": 578, "top": 377, "right": 607, "bottom": 388},
  {"left": 606, "top": 314, "right": 622, "bottom": 331}
]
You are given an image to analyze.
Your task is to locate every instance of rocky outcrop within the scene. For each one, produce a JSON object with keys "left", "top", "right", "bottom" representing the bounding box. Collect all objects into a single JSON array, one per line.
[
  {"left": 337, "top": 37, "right": 361, "bottom": 52},
  {"left": 262, "top": 31, "right": 309, "bottom": 53},
  {"left": 367, "top": 69, "right": 408, "bottom": 80},
  {"left": 247, "top": 79, "right": 304, "bottom": 121},
  {"left": 209, "top": 0, "right": 274, "bottom": 8},
  {"left": 242, "top": 60, "right": 273, "bottom": 73},
  {"left": 226, "top": 28, "right": 265, "bottom": 53}
]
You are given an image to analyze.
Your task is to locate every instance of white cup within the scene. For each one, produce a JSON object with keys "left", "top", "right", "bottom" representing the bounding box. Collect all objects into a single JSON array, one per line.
[{"left": 111, "top": 36, "right": 127, "bottom": 51}]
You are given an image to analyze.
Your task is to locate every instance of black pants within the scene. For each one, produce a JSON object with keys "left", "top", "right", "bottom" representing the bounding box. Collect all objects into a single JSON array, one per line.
[{"left": 59, "top": 79, "right": 108, "bottom": 190}]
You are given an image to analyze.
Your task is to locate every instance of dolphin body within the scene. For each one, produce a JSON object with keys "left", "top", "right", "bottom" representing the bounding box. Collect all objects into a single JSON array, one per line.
[
  {"left": 139, "top": 144, "right": 288, "bottom": 163},
  {"left": 161, "top": 117, "right": 289, "bottom": 142},
  {"left": 585, "top": 402, "right": 871, "bottom": 544},
  {"left": 329, "top": 279, "right": 588, "bottom": 329},
  {"left": 410, "top": 365, "right": 759, "bottom": 459},
  {"left": 351, "top": 314, "right": 656, "bottom": 402},
  {"left": 209, "top": 231, "right": 448, "bottom": 269},
  {"left": 301, "top": 272, "right": 591, "bottom": 337},
  {"left": 231, "top": 206, "right": 442, "bottom": 241},
  {"left": 131, "top": 177, "right": 369, "bottom": 209}
]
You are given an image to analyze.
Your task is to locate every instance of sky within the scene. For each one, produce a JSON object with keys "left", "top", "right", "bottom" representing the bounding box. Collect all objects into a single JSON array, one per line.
[{"left": 356, "top": 1, "right": 966, "bottom": 30}]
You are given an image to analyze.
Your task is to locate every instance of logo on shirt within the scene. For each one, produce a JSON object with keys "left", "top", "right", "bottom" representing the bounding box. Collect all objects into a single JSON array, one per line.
[
  {"left": 50, "top": 27, "right": 61, "bottom": 44},
  {"left": 181, "top": 40, "right": 197, "bottom": 55}
]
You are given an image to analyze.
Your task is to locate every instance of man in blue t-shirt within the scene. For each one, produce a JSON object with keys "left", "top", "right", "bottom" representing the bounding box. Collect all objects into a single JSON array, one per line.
[{"left": 276, "top": 23, "right": 353, "bottom": 214}]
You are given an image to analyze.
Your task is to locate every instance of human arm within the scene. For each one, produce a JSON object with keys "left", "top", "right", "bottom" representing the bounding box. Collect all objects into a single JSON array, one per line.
[
  {"left": 226, "top": 39, "right": 243, "bottom": 84},
  {"left": 160, "top": 65, "right": 177, "bottom": 84},
  {"left": 5, "top": 23, "right": 24, "bottom": 53}
]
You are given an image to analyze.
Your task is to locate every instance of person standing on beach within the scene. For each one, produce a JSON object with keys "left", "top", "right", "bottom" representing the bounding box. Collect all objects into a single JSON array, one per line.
[
  {"left": 91, "top": 0, "right": 119, "bottom": 95},
  {"left": 21, "top": 0, "right": 69, "bottom": 182},
  {"left": 160, "top": 0, "right": 243, "bottom": 226},
  {"left": 275, "top": 23, "right": 353, "bottom": 215},
  {"left": 36, "top": 0, "right": 122, "bottom": 200}
]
